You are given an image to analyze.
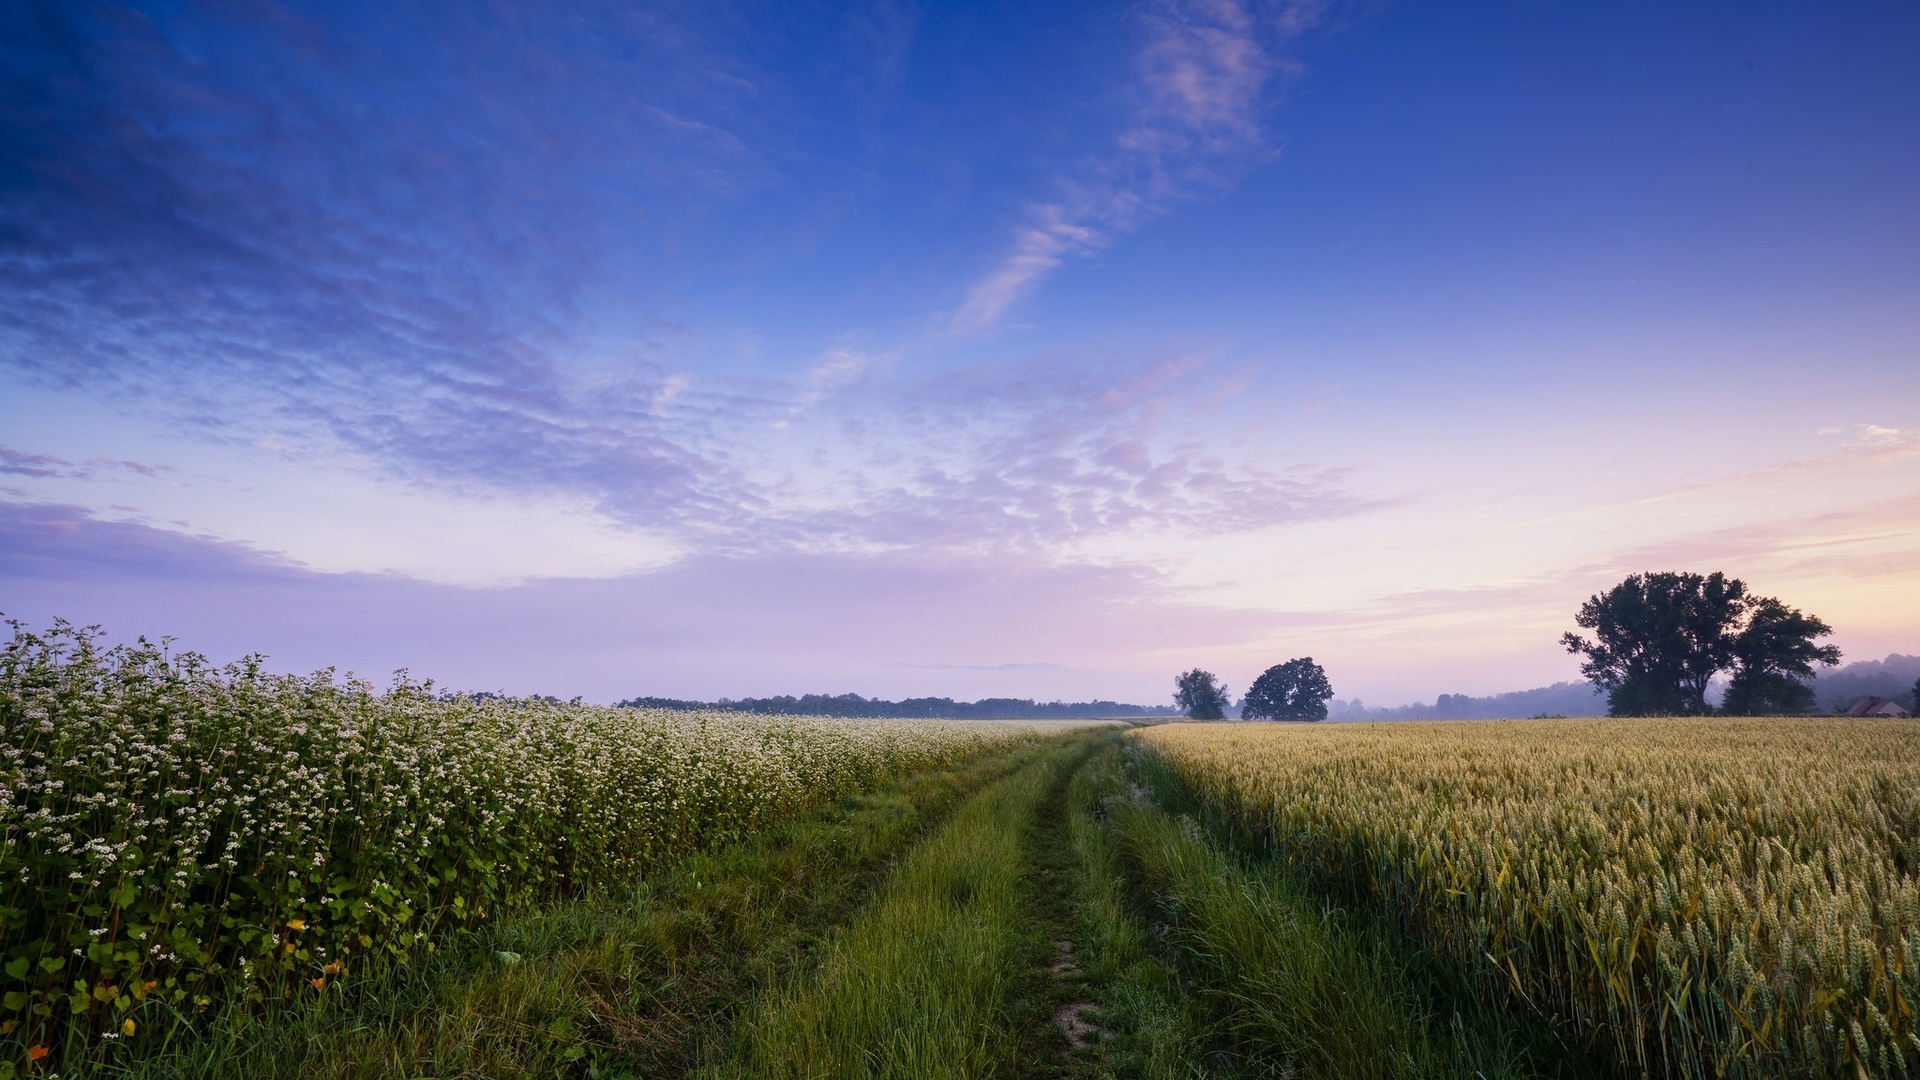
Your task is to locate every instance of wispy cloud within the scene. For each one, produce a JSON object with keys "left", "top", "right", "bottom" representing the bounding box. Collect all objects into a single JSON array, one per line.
[
  {"left": 753, "top": 352, "right": 1384, "bottom": 555},
  {"left": 0, "top": 447, "right": 66, "bottom": 480},
  {"left": 0, "top": 0, "right": 1374, "bottom": 572},
  {"left": 0, "top": 445, "right": 172, "bottom": 482},
  {"left": 780, "top": 346, "right": 882, "bottom": 424},
  {"left": 0, "top": 0, "right": 788, "bottom": 532},
  {"left": 952, "top": 209, "right": 1107, "bottom": 336},
  {"left": 950, "top": 0, "right": 1327, "bottom": 334}
]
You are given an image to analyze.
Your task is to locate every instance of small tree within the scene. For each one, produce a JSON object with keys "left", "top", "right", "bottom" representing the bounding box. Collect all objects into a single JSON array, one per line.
[
  {"left": 1173, "top": 669, "right": 1230, "bottom": 720},
  {"left": 1720, "top": 597, "right": 1840, "bottom": 715},
  {"left": 1243, "top": 657, "right": 1334, "bottom": 721}
]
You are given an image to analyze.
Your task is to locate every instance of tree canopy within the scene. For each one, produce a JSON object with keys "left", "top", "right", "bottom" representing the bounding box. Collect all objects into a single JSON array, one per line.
[
  {"left": 1173, "top": 668, "right": 1231, "bottom": 720},
  {"left": 1562, "top": 571, "right": 1839, "bottom": 716},
  {"left": 1242, "top": 657, "right": 1334, "bottom": 721},
  {"left": 1720, "top": 597, "right": 1842, "bottom": 715}
]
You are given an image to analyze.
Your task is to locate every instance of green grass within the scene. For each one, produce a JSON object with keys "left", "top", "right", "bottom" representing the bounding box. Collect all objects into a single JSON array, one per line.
[
  {"left": 99, "top": 742, "right": 1041, "bottom": 1079},
  {"left": 695, "top": 737, "right": 1094, "bottom": 1079},
  {"left": 1097, "top": 742, "right": 1600, "bottom": 1080},
  {"left": 1061, "top": 738, "right": 1214, "bottom": 1079}
]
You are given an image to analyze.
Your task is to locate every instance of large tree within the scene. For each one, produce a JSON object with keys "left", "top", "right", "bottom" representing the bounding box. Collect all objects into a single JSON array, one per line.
[
  {"left": 1563, "top": 571, "right": 1840, "bottom": 716},
  {"left": 1561, "top": 571, "right": 1747, "bottom": 716},
  {"left": 1173, "top": 669, "right": 1230, "bottom": 720},
  {"left": 1242, "top": 657, "right": 1334, "bottom": 721},
  {"left": 1720, "top": 597, "right": 1840, "bottom": 715}
]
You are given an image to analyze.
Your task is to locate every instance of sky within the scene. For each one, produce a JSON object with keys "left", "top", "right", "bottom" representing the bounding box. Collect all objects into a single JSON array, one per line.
[{"left": 2, "top": 0, "right": 1917, "bottom": 706}]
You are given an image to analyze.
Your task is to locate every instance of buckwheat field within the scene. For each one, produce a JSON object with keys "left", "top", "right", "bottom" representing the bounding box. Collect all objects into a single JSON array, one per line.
[
  {"left": 1137, "top": 719, "right": 1920, "bottom": 1078},
  {"left": 0, "top": 621, "right": 1047, "bottom": 1064}
]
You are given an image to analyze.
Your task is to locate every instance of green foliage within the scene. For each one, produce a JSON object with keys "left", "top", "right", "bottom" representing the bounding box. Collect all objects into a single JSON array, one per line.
[
  {"left": 0, "top": 619, "right": 1044, "bottom": 1074},
  {"left": 1561, "top": 571, "right": 1746, "bottom": 715},
  {"left": 1563, "top": 571, "right": 1839, "bottom": 716},
  {"left": 112, "top": 742, "right": 1043, "bottom": 1078},
  {"left": 1242, "top": 657, "right": 1334, "bottom": 721},
  {"left": 1172, "top": 670, "right": 1229, "bottom": 721},
  {"left": 699, "top": 744, "right": 1081, "bottom": 1078},
  {"left": 1721, "top": 597, "right": 1841, "bottom": 715},
  {"left": 1064, "top": 742, "right": 1216, "bottom": 1078}
]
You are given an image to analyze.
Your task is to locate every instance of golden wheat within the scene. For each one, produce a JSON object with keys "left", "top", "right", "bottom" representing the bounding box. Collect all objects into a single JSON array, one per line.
[{"left": 1136, "top": 718, "right": 1920, "bottom": 1078}]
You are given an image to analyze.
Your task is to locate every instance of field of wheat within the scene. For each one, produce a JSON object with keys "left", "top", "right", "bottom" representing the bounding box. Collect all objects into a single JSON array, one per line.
[
  {"left": 1137, "top": 718, "right": 1920, "bottom": 1079},
  {"left": 0, "top": 621, "right": 1058, "bottom": 1068}
]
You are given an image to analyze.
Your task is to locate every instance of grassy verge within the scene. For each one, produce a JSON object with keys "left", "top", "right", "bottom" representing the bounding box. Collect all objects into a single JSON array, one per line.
[
  {"left": 1064, "top": 739, "right": 1599, "bottom": 1080},
  {"left": 105, "top": 741, "right": 1044, "bottom": 1079},
  {"left": 696, "top": 736, "right": 1097, "bottom": 1079}
]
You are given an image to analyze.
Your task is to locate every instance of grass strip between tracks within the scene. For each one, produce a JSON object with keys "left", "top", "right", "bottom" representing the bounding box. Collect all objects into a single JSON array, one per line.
[
  {"left": 696, "top": 736, "right": 1097, "bottom": 1079},
  {"left": 105, "top": 740, "right": 1049, "bottom": 1079},
  {"left": 1061, "top": 740, "right": 1215, "bottom": 1078}
]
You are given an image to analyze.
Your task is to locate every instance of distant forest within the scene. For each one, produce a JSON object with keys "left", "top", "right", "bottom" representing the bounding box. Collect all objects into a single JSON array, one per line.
[
  {"left": 618, "top": 692, "right": 1180, "bottom": 719},
  {"left": 1807, "top": 653, "right": 1920, "bottom": 711},
  {"left": 1324, "top": 681, "right": 1607, "bottom": 720}
]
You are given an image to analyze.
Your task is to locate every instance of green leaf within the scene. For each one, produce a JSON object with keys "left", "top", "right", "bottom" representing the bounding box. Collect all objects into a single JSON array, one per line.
[{"left": 4, "top": 958, "right": 27, "bottom": 981}]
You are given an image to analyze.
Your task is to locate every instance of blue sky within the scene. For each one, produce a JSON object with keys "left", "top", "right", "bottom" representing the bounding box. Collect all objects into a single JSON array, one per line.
[{"left": 3, "top": 0, "right": 1917, "bottom": 705}]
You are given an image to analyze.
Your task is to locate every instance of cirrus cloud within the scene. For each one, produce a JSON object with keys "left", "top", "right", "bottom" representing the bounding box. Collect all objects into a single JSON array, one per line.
[{"left": 950, "top": 0, "right": 1329, "bottom": 334}]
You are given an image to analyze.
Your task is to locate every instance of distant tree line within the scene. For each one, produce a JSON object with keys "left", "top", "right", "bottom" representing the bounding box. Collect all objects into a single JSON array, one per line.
[
  {"left": 1802, "top": 653, "right": 1920, "bottom": 713},
  {"left": 1327, "top": 681, "right": 1608, "bottom": 721},
  {"left": 616, "top": 692, "right": 1178, "bottom": 719}
]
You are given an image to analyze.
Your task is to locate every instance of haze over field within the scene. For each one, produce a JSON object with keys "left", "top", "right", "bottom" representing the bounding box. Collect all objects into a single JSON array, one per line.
[{"left": 2, "top": 0, "right": 1916, "bottom": 705}]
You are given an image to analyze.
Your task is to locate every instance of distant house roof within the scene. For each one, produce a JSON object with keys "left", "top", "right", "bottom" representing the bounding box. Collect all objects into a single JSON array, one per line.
[{"left": 1846, "top": 696, "right": 1912, "bottom": 717}]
